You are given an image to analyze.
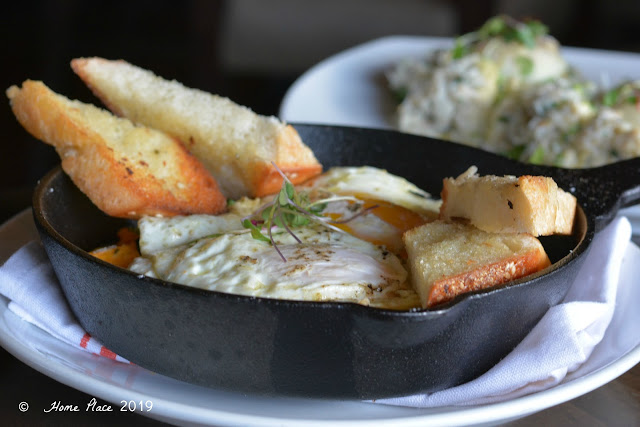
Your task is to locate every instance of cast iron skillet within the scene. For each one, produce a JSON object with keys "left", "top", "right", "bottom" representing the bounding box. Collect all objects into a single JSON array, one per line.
[{"left": 32, "top": 124, "right": 640, "bottom": 400}]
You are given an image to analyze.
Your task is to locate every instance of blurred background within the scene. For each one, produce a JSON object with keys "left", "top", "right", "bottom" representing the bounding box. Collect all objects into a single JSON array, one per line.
[
  {"left": 2, "top": 0, "right": 640, "bottom": 222},
  {"left": 1, "top": 0, "right": 640, "bottom": 424}
]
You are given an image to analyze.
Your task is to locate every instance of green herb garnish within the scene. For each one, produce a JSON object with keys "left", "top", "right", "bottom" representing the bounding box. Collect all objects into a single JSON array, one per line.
[
  {"left": 451, "top": 37, "right": 470, "bottom": 59},
  {"left": 516, "top": 55, "right": 534, "bottom": 76},
  {"left": 603, "top": 87, "right": 620, "bottom": 107},
  {"left": 562, "top": 123, "right": 581, "bottom": 142},
  {"left": 477, "top": 16, "right": 508, "bottom": 39},
  {"left": 504, "top": 145, "right": 526, "bottom": 160},
  {"left": 602, "top": 82, "right": 640, "bottom": 108},
  {"left": 241, "top": 163, "right": 377, "bottom": 262},
  {"left": 529, "top": 146, "right": 546, "bottom": 164},
  {"left": 452, "top": 15, "right": 549, "bottom": 59},
  {"left": 393, "top": 87, "right": 408, "bottom": 104}
]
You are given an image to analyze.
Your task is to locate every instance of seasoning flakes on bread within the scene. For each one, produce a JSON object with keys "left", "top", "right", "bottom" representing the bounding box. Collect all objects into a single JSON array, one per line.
[
  {"left": 439, "top": 166, "right": 577, "bottom": 236},
  {"left": 404, "top": 166, "right": 576, "bottom": 308},
  {"left": 71, "top": 57, "right": 323, "bottom": 199},
  {"left": 404, "top": 220, "right": 551, "bottom": 308},
  {"left": 7, "top": 80, "right": 226, "bottom": 219}
]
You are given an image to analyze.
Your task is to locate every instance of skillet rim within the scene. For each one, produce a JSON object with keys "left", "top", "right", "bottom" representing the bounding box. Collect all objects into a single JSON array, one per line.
[{"left": 32, "top": 154, "right": 590, "bottom": 317}]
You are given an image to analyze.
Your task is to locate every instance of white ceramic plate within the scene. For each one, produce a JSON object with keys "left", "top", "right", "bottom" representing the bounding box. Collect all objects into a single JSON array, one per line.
[
  {"left": 2, "top": 209, "right": 640, "bottom": 426},
  {"left": 279, "top": 36, "right": 640, "bottom": 231}
]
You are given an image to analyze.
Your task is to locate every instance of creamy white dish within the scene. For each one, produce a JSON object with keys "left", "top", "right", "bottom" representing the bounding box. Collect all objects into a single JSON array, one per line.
[
  {"left": 387, "top": 15, "right": 640, "bottom": 167},
  {"left": 128, "top": 166, "right": 441, "bottom": 310}
]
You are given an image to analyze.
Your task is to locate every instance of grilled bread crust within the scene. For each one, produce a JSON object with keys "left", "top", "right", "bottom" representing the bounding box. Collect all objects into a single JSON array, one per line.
[
  {"left": 439, "top": 166, "right": 577, "bottom": 236},
  {"left": 404, "top": 220, "right": 551, "bottom": 308},
  {"left": 71, "top": 57, "right": 322, "bottom": 199},
  {"left": 7, "top": 80, "right": 226, "bottom": 219}
]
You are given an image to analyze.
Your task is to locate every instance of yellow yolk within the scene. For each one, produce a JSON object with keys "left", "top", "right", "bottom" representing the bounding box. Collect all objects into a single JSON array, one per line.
[
  {"left": 326, "top": 198, "right": 429, "bottom": 253},
  {"left": 365, "top": 199, "right": 429, "bottom": 233},
  {"left": 90, "top": 227, "right": 140, "bottom": 268}
]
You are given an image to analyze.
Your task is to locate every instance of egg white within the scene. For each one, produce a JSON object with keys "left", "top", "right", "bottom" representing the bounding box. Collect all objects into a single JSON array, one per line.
[
  {"left": 304, "top": 166, "right": 440, "bottom": 254},
  {"left": 305, "top": 166, "right": 441, "bottom": 215},
  {"left": 129, "top": 166, "right": 439, "bottom": 309},
  {"left": 131, "top": 220, "right": 416, "bottom": 308}
]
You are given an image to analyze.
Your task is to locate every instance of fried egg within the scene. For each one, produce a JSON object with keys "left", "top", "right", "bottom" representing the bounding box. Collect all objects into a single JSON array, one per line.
[
  {"left": 129, "top": 166, "right": 440, "bottom": 309},
  {"left": 304, "top": 166, "right": 440, "bottom": 254},
  {"left": 130, "top": 219, "right": 417, "bottom": 309}
]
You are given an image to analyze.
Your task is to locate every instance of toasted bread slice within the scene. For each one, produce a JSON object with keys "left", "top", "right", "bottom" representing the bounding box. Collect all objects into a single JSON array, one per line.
[
  {"left": 70, "top": 57, "right": 322, "bottom": 199},
  {"left": 439, "top": 166, "right": 577, "bottom": 236},
  {"left": 404, "top": 220, "right": 551, "bottom": 308},
  {"left": 7, "top": 80, "right": 226, "bottom": 219}
]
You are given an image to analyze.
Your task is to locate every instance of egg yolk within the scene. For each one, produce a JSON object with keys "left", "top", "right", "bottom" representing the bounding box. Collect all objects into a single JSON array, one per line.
[
  {"left": 90, "top": 227, "right": 140, "bottom": 268},
  {"left": 327, "top": 199, "right": 429, "bottom": 253}
]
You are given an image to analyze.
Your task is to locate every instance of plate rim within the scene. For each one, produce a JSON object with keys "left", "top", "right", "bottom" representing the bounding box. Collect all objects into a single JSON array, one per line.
[{"left": 279, "top": 34, "right": 640, "bottom": 125}]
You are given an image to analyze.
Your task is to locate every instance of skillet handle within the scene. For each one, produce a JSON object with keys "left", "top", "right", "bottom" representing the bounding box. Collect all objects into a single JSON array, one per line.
[{"left": 552, "top": 157, "right": 640, "bottom": 232}]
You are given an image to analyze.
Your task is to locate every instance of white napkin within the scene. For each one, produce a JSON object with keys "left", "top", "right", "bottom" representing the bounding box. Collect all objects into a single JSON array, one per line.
[
  {"left": 0, "top": 217, "right": 632, "bottom": 405},
  {"left": 0, "top": 240, "right": 129, "bottom": 363},
  {"left": 378, "top": 216, "right": 632, "bottom": 407}
]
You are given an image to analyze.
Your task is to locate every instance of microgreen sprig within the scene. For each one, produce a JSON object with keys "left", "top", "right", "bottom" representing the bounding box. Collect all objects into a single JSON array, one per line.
[{"left": 241, "top": 163, "right": 378, "bottom": 262}]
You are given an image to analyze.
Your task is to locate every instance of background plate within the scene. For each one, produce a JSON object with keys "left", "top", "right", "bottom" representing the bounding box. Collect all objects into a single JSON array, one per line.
[{"left": 279, "top": 36, "right": 640, "bottom": 231}]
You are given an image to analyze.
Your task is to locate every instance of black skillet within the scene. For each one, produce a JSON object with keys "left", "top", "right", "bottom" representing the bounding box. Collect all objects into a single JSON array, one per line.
[{"left": 32, "top": 124, "right": 640, "bottom": 400}]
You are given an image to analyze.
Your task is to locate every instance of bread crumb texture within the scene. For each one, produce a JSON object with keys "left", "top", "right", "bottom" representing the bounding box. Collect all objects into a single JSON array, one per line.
[
  {"left": 71, "top": 57, "right": 322, "bottom": 199},
  {"left": 7, "top": 80, "right": 226, "bottom": 218},
  {"left": 404, "top": 220, "right": 550, "bottom": 308},
  {"left": 440, "top": 166, "right": 577, "bottom": 236}
]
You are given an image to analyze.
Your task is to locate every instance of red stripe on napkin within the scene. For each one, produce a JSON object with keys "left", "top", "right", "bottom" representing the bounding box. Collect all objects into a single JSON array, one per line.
[
  {"left": 100, "top": 347, "right": 118, "bottom": 360},
  {"left": 80, "top": 332, "right": 91, "bottom": 348}
]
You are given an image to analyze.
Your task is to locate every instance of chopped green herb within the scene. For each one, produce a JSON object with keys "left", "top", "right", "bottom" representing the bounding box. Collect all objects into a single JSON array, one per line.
[
  {"left": 453, "top": 15, "right": 549, "bottom": 59},
  {"left": 571, "top": 81, "right": 589, "bottom": 95},
  {"left": 493, "top": 74, "right": 508, "bottom": 105},
  {"left": 478, "top": 16, "right": 508, "bottom": 39},
  {"left": 603, "top": 88, "right": 620, "bottom": 107},
  {"left": 529, "top": 146, "right": 546, "bottom": 164},
  {"left": 393, "top": 87, "right": 408, "bottom": 104},
  {"left": 566, "top": 123, "right": 581, "bottom": 137},
  {"left": 451, "top": 37, "right": 470, "bottom": 59},
  {"left": 526, "top": 20, "right": 549, "bottom": 38},
  {"left": 514, "top": 24, "right": 536, "bottom": 48},
  {"left": 516, "top": 56, "right": 534, "bottom": 76},
  {"left": 504, "top": 145, "right": 526, "bottom": 160}
]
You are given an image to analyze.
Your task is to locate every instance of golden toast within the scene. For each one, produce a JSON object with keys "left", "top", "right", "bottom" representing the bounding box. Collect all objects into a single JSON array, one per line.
[
  {"left": 7, "top": 80, "right": 226, "bottom": 219},
  {"left": 439, "top": 166, "right": 577, "bottom": 236},
  {"left": 404, "top": 220, "right": 551, "bottom": 308},
  {"left": 71, "top": 57, "right": 322, "bottom": 199}
]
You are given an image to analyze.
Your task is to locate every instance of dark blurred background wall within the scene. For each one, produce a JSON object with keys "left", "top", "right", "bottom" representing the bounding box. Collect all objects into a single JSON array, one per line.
[
  {"left": 2, "top": 0, "right": 640, "bottom": 222},
  {"left": 1, "top": 1, "right": 640, "bottom": 424}
]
